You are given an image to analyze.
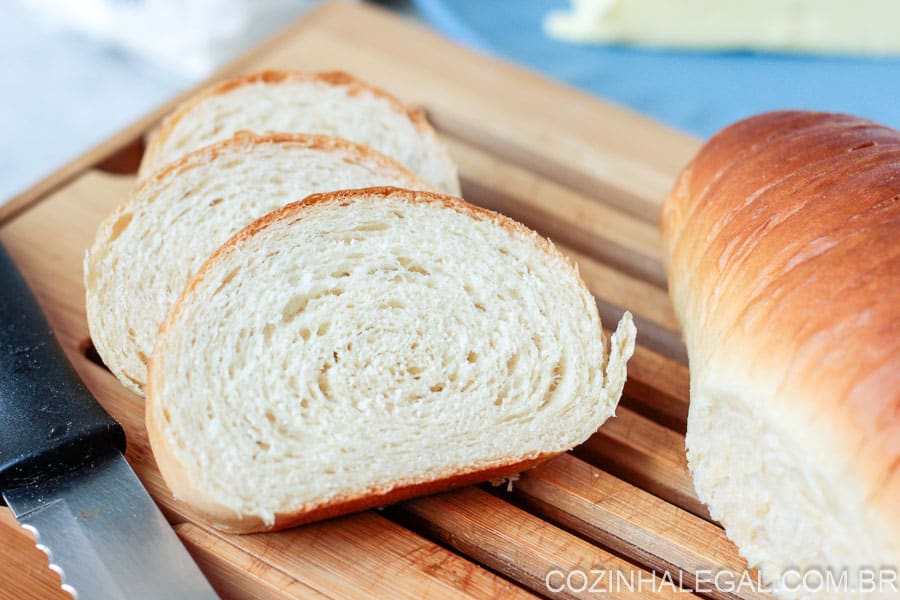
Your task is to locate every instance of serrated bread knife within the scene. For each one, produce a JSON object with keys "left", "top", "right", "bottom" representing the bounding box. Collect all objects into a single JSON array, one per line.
[{"left": 0, "top": 243, "right": 218, "bottom": 599}]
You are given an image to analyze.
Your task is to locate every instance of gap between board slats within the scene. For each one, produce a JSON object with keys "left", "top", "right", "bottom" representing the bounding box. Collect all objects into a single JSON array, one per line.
[
  {"left": 175, "top": 523, "right": 331, "bottom": 599},
  {"left": 595, "top": 296, "right": 686, "bottom": 366},
  {"left": 425, "top": 109, "right": 680, "bottom": 226},
  {"left": 510, "top": 455, "right": 766, "bottom": 600},
  {"left": 390, "top": 487, "right": 697, "bottom": 599},
  {"left": 175, "top": 513, "right": 535, "bottom": 600},
  {"left": 581, "top": 406, "right": 709, "bottom": 521},
  {"left": 576, "top": 252, "right": 686, "bottom": 364},
  {"left": 624, "top": 345, "right": 690, "bottom": 431},
  {"left": 442, "top": 135, "right": 667, "bottom": 288}
]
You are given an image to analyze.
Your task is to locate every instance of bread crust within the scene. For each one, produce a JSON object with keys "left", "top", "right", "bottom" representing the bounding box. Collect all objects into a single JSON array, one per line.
[
  {"left": 148, "top": 396, "right": 552, "bottom": 534},
  {"left": 139, "top": 70, "right": 447, "bottom": 181},
  {"left": 148, "top": 187, "right": 602, "bottom": 533},
  {"left": 177, "top": 187, "right": 578, "bottom": 304},
  {"left": 662, "top": 111, "right": 900, "bottom": 564},
  {"left": 136, "top": 131, "right": 430, "bottom": 201}
]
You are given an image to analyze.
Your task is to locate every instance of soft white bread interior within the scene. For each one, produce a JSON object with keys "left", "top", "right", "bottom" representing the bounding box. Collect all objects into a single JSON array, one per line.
[
  {"left": 85, "top": 133, "right": 431, "bottom": 396},
  {"left": 146, "top": 187, "right": 636, "bottom": 533},
  {"left": 138, "top": 70, "right": 460, "bottom": 195},
  {"left": 662, "top": 111, "right": 900, "bottom": 595}
]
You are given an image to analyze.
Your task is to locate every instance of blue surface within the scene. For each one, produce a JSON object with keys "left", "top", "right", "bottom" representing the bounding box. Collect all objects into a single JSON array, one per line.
[{"left": 412, "top": 0, "right": 900, "bottom": 139}]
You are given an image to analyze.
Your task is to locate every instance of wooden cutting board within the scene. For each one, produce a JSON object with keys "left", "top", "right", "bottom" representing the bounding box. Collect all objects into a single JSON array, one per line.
[{"left": 0, "top": 2, "right": 766, "bottom": 598}]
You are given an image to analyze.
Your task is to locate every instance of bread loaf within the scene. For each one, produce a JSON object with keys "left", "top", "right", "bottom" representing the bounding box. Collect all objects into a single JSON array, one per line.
[
  {"left": 86, "top": 133, "right": 430, "bottom": 395},
  {"left": 138, "top": 70, "right": 460, "bottom": 195},
  {"left": 662, "top": 111, "right": 900, "bottom": 591},
  {"left": 146, "top": 187, "right": 636, "bottom": 533}
]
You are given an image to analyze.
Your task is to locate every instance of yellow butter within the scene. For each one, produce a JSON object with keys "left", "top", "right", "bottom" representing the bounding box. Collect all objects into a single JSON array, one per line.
[{"left": 545, "top": 0, "right": 900, "bottom": 56}]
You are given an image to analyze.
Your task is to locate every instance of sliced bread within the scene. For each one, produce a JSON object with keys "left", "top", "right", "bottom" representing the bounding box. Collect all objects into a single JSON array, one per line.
[
  {"left": 146, "top": 187, "right": 637, "bottom": 533},
  {"left": 85, "top": 133, "right": 431, "bottom": 396},
  {"left": 139, "top": 70, "right": 460, "bottom": 195}
]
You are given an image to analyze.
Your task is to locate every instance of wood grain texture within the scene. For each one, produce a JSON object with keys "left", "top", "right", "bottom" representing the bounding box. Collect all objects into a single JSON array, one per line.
[
  {"left": 447, "top": 136, "right": 667, "bottom": 287},
  {"left": 515, "top": 456, "right": 762, "bottom": 600},
  {"left": 0, "top": 510, "right": 70, "bottom": 600},
  {"left": 225, "top": 512, "right": 530, "bottom": 599},
  {"left": 579, "top": 407, "right": 710, "bottom": 520},
  {"left": 623, "top": 344, "right": 691, "bottom": 430},
  {"left": 188, "top": 513, "right": 530, "bottom": 600},
  {"left": 397, "top": 487, "right": 695, "bottom": 599},
  {"left": 175, "top": 523, "right": 331, "bottom": 599},
  {"left": 0, "top": 2, "right": 741, "bottom": 599}
]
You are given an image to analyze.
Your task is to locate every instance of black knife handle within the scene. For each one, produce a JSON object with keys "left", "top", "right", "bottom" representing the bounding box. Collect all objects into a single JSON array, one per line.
[{"left": 0, "top": 243, "right": 124, "bottom": 501}]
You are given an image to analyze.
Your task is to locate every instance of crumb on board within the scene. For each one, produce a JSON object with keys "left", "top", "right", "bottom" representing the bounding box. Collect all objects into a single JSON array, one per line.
[{"left": 489, "top": 474, "right": 520, "bottom": 492}]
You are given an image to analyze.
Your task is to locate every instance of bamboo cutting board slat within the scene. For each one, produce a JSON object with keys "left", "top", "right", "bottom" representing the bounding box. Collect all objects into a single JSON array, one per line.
[{"left": 0, "top": 2, "right": 764, "bottom": 598}]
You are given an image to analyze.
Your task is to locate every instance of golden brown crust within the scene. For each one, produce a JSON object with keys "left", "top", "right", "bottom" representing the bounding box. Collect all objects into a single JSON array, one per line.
[
  {"left": 141, "top": 70, "right": 434, "bottom": 178},
  {"left": 202, "top": 71, "right": 428, "bottom": 127},
  {"left": 661, "top": 110, "right": 900, "bottom": 527},
  {"left": 661, "top": 111, "right": 883, "bottom": 262},
  {"left": 173, "top": 454, "right": 551, "bottom": 535},
  {"left": 148, "top": 187, "right": 596, "bottom": 533},
  {"left": 147, "top": 390, "right": 552, "bottom": 535},
  {"left": 135, "top": 131, "right": 429, "bottom": 201}
]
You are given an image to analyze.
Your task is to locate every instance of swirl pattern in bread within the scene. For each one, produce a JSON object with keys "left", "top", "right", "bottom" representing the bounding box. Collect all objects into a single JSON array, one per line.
[{"left": 147, "top": 187, "right": 636, "bottom": 533}]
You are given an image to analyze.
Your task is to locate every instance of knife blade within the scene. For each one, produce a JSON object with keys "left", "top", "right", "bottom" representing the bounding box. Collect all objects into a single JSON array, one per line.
[{"left": 0, "top": 243, "right": 218, "bottom": 599}]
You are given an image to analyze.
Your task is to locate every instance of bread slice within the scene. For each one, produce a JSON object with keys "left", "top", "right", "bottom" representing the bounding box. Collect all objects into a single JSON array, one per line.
[
  {"left": 139, "top": 70, "right": 460, "bottom": 195},
  {"left": 85, "top": 133, "right": 431, "bottom": 396},
  {"left": 146, "top": 187, "right": 637, "bottom": 533}
]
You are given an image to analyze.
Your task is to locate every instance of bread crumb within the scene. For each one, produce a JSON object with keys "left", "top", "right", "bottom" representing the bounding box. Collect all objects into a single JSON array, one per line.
[{"left": 490, "top": 474, "right": 520, "bottom": 492}]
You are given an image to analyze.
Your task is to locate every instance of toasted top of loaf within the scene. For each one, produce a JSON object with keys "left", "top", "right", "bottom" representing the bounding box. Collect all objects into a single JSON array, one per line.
[
  {"left": 139, "top": 70, "right": 460, "bottom": 195},
  {"left": 146, "top": 187, "right": 636, "bottom": 533},
  {"left": 662, "top": 111, "right": 900, "bottom": 569},
  {"left": 86, "top": 133, "right": 431, "bottom": 395}
]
